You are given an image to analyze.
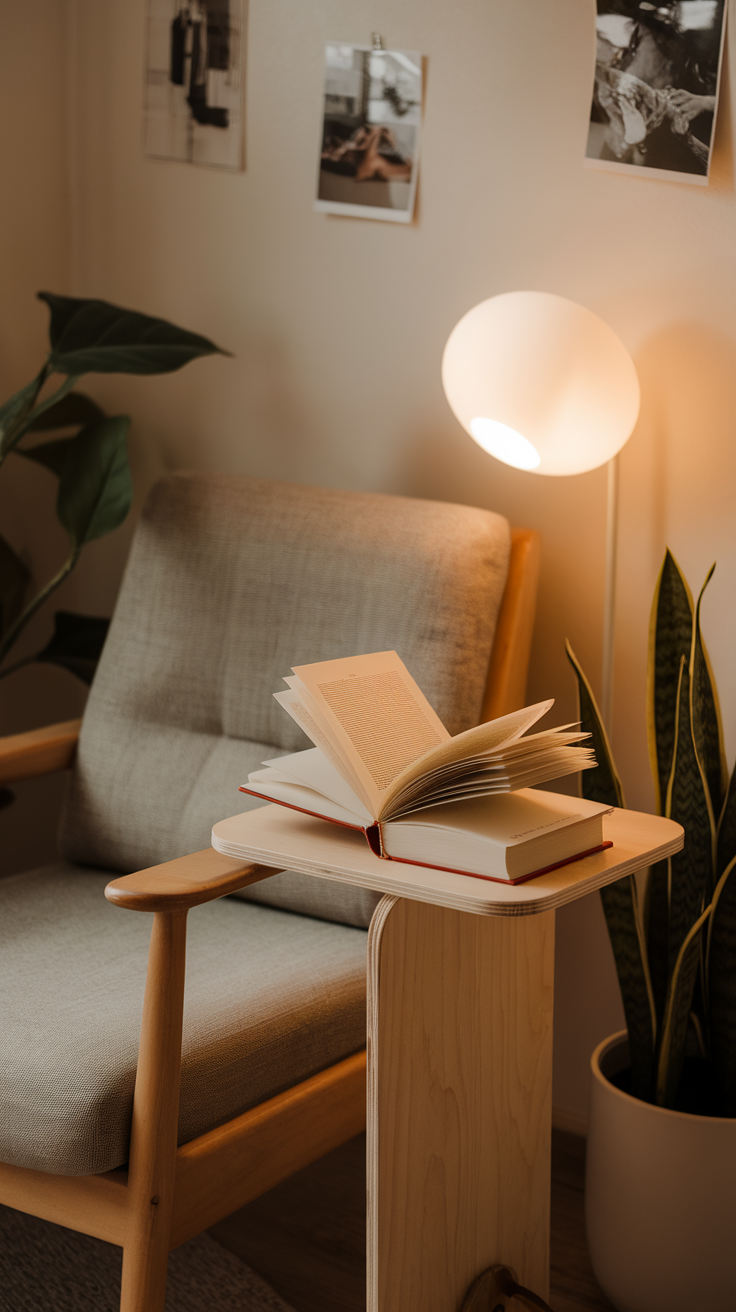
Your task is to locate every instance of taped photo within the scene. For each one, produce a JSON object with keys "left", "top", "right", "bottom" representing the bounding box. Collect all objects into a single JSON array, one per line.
[
  {"left": 315, "top": 44, "right": 422, "bottom": 223},
  {"left": 586, "top": 1, "right": 727, "bottom": 184},
  {"left": 144, "top": 1, "right": 245, "bottom": 170}
]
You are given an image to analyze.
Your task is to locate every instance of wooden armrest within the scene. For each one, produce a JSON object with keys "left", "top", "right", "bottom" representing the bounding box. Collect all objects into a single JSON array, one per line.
[
  {"left": 0, "top": 718, "right": 82, "bottom": 785},
  {"left": 105, "top": 848, "right": 278, "bottom": 913},
  {"left": 481, "top": 528, "right": 541, "bottom": 722}
]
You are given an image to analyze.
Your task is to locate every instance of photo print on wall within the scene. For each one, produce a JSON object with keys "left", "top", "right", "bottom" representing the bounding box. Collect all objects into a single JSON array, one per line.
[
  {"left": 143, "top": 0, "right": 245, "bottom": 170},
  {"left": 315, "top": 43, "right": 423, "bottom": 223},
  {"left": 586, "top": 0, "right": 727, "bottom": 183}
]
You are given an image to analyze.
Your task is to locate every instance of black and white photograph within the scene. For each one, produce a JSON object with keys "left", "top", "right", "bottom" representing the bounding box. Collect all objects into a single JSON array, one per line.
[
  {"left": 586, "top": 1, "right": 727, "bottom": 183},
  {"left": 315, "top": 43, "right": 422, "bottom": 223},
  {"left": 143, "top": 0, "right": 245, "bottom": 170}
]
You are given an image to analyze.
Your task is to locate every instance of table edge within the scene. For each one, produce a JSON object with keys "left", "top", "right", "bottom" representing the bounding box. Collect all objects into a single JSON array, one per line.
[{"left": 211, "top": 817, "right": 683, "bottom": 917}]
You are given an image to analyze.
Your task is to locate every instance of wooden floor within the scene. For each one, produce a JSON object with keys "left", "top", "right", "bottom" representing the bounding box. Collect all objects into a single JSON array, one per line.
[{"left": 209, "top": 1128, "right": 615, "bottom": 1312}]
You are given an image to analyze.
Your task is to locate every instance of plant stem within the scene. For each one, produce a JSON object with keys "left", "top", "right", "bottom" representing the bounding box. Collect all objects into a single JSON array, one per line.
[
  {"left": 0, "top": 373, "right": 80, "bottom": 469},
  {"left": 0, "top": 550, "right": 80, "bottom": 668},
  {"left": 0, "top": 365, "right": 49, "bottom": 466}
]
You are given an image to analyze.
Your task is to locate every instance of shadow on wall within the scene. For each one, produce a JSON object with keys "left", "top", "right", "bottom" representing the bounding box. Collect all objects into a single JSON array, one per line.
[
  {"left": 615, "top": 318, "right": 736, "bottom": 810},
  {"left": 632, "top": 320, "right": 736, "bottom": 542},
  {"left": 153, "top": 331, "right": 320, "bottom": 482}
]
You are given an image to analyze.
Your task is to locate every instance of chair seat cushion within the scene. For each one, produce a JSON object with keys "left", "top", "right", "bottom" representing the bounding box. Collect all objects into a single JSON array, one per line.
[{"left": 0, "top": 865, "right": 367, "bottom": 1177}]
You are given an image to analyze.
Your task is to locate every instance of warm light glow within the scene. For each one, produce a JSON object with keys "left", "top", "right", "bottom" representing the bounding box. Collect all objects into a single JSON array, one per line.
[
  {"left": 469, "top": 418, "right": 541, "bottom": 470},
  {"left": 442, "top": 291, "right": 641, "bottom": 476}
]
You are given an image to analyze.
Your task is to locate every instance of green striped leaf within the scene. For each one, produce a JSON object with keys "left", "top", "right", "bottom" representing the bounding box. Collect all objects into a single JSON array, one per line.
[
  {"left": 647, "top": 551, "right": 693, "bottom": 814},
  {"left": 601, "top": 876, "right": 656, "bottom": 1099},
  {"left": 707, "top": 856, "right": 736, "bottom": 1115},
  {"left": 565, "top": 641, "right": 624, "bottom": 807},
  {"left": 566, "top": 643, "right": 656, "bottom": 1092},
  {"left": 717, "top": 761, "right": 736, "bottom": 881},
  {"left": 665, "top": 658, "right": 714, "bottom": 979},
  {"left": 644, "top": 858, "right": 669, "bottom": 1033},
  {"left": 690, "top": 564, "right": 725, "bottom": 843},
  {"left": 656, "top": 905, "right": 711, "bottom": 1107}
]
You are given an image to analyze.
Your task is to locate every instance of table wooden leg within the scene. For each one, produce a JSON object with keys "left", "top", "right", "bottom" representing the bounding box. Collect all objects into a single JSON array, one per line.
[{"left": 367, "top": 896, "right": 554, "bottom": 1312}]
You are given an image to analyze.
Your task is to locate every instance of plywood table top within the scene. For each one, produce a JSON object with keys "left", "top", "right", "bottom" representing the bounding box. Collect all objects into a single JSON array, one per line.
[{"left": 212, "top": 803, "right": 683, "bottom": 917}]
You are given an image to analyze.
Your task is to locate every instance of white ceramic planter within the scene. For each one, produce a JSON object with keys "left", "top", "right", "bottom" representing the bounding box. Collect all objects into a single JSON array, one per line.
[{"left": 585, "top": 1031, "right": 736, "bottom": 1312}]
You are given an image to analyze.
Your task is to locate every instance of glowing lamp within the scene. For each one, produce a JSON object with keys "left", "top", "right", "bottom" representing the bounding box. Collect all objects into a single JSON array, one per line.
[
  {"left": 441, "top": 291, "right": 640, "bottom": 477},
  {"left": 442, "top": 290, "right": 642, "bottom": 730}
]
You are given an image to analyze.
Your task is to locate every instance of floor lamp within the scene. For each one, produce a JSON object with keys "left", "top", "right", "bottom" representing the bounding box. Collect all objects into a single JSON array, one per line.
[{"left": 442, "top": 291, "right": 641, "bottom": 732}]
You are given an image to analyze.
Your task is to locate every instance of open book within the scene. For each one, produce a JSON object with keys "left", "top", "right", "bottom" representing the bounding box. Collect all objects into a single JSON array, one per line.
[{"left": 241, "top": 651, "right": 611, "bottom": 884}]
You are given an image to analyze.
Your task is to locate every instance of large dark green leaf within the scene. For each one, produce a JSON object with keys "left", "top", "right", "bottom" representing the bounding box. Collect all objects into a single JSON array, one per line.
[
  {"left": 666, "top": 658, "right": 714, "bottom": 977},
  {"left": 656, "top": 905, "right": 711, "bottom": 1107},
  {"left": 565, "top": 640, "right": 625, "bottom": 807},
  {"left": 708, "top": 856, "right": 736, "bottom": 1115},
  {"left": 39, "top": 293, "right": 228, "bottom": 376},
  {"left": 690, "top": 565, "right": 726, "bottom": 824},
  {"left": 601, "top": 877, "right": 656, "bottom": 1099},
  {"left": 24, "top": 391, "right": 105, "bottom": 432},
  {"left": 35, "top": 610, "right": 110, "bottom": 685},
  {"left": 645, "top": 859, "right": 670, "bottom": 1034},
  {"left": 56, "top": 415, "right": 132, "bottom": 550},
  {"left": 0, "top": 533, "right": 30, "bottom": 638},
  {"left": 16, "top": 437, "right": 75, "bottom": 478},
  {"left": 647, "top": 551, "right": 693, "bottom": 814}
]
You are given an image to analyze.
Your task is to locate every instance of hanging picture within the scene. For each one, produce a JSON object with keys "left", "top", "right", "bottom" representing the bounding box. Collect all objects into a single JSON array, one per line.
[
  {"left": 585, "top": 1, "right": 727, "bottom": 184},
  {"left": 143, "top": 0, "right": 245, "bottom": 170},
  {"left": 315, "top": 43, "right": 423, "bottom": 223}
]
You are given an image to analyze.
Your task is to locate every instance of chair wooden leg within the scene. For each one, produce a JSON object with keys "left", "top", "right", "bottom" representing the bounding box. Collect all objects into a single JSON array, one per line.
[{"left": 120, "top": 910, "right": 188, "bottom": 1312}]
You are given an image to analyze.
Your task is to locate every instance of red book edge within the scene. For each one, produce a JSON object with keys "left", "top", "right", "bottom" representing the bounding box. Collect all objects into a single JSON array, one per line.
[{"left": 239, "top": 786, "right": 613, "bottom": 886}]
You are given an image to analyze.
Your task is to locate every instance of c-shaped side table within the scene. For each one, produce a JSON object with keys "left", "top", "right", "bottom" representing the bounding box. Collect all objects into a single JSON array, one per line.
[{"left": 212, "top": 804, "right": 683, "bottom": 1312}]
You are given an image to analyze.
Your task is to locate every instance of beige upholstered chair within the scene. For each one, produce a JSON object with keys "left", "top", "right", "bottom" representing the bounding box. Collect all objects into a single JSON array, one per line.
[{"left": 0, "top": 473, "right": 540, "bottom": 1311}]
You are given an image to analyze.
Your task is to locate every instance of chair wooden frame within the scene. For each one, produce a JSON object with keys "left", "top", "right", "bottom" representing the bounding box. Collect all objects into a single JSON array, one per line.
[{"left": 0, "top": 527, "right": 540, "bottom": 1311}]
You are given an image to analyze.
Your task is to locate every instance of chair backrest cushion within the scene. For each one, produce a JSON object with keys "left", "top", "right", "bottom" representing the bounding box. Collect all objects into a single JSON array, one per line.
[{"left": 59, "top": 473, "right": 510, "bottom": 926}]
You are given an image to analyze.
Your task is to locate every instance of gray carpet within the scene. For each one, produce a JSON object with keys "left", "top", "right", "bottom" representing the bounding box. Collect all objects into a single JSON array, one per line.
[{"left": 0, "top": 1205, "right": 296, "bottom": 1311}]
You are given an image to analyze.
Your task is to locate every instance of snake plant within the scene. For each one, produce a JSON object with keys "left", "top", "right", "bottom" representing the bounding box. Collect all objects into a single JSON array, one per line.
[
  {"left": 567, "top": 551, "right": 736, "bottom": 1116},
  {"left": 0, "top": 293, "right": 226, "bottom": 682}
]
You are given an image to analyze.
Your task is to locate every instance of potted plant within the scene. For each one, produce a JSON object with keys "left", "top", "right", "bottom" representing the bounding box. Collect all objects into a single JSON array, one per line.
[
  {"left": 567, "top": 551, "right": 736, "bottom": 1312},
  {"left": 0, "top": 292, "right": 226, "bottom": 808}
]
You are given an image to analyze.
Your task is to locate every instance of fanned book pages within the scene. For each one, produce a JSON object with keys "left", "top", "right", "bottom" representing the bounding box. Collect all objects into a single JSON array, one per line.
[{"left": 241, "top": 651, "right": 612, "bottom": 884}]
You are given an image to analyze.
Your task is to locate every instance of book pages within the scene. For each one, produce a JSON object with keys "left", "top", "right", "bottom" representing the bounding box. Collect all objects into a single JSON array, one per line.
[
  {"left": 272, "top": 688, "right": 372, "bottom": 813},
  {"left": 262, "top": 654, "right": 596, "bottom": 829},
  {"left": 259, "top": 748, "right": 374, "bottom": 825},
  {"left": 378, "top": 699, "right": 556, "bottom": 818},
  {"left": 291, "top": 651, "right": 450, "bottom": 818}
]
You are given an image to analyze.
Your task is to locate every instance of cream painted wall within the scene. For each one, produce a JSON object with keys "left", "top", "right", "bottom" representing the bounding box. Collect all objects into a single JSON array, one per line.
[{"left": 4, "top": 0, "right": 736, "bottom": 1120}]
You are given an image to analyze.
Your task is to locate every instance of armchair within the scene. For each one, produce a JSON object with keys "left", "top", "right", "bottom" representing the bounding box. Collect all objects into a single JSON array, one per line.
[{"left": 0, "top": 472, "right": 540, "bottom": 1311}]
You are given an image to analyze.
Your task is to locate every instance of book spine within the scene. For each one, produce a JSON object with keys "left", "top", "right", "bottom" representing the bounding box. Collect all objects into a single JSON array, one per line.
[{"left": 365, "top": 823, "right": 384, "bottom": 858}]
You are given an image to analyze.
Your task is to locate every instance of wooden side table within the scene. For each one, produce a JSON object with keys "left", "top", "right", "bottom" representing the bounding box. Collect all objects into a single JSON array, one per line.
[{"left": 212, "top": 804, "right": 682, "bottom": 1312}]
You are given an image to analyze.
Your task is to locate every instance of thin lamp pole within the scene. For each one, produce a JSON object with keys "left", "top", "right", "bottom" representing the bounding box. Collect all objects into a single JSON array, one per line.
[{"left": 601, "top": 454, "right": 619, "bottom": 735}]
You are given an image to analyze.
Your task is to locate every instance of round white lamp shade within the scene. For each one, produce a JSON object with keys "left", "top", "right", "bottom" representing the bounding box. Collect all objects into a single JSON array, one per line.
[{"left": 441, "top": 291, "right": 640, "bottom": 476}]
